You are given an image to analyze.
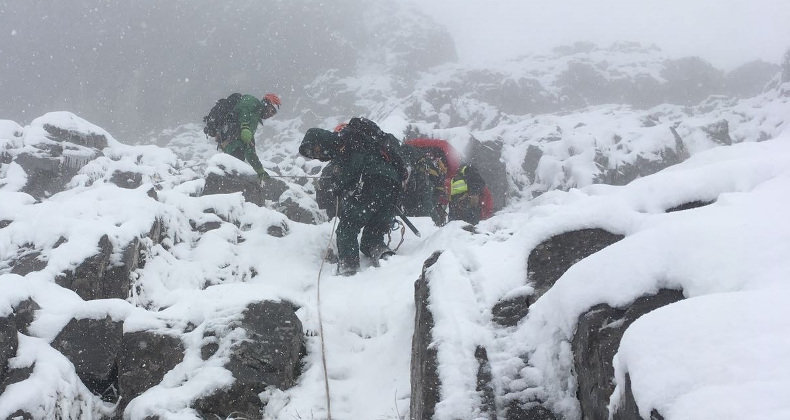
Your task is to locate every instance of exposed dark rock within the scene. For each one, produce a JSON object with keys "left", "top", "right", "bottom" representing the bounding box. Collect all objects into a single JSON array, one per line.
[
  {"left": 110, "top": 170, "right": 143, "bottom": 189},
  {"left": 8, "top": 298, "right": 40, "bottom": 335},
  {"left": 475, "top": 346, "right": 497, "bottom": 420},
  {"left": 528, "top": 229, "right": 625, "bottom": 299},
  {"left": 410, "top": 251, "right": 442, "bottom": 420},
  {"left": 506, "top": 401, "right": 557, "bottom": 420},
  {"left": 0, "top": 317, "right": 18, "bottom": 386},
  {"left": 43, "top": 123, "right": 109, "bottom": 149},
  {"left": 195, "top": 301, "right": 304, "bottom": 418},
  {"left": 491, "top": 294, "right": 531, "bottom": 327},
  {"left": 15, "top": 153, "right": 67, "bottom": 200},
  {"left": 0, "top": 365, "right": 35, "bottom": 399},
  {"left": 612, "top": 373, "right": 665, "bottom": 420},
  {"left": 55, "top": 235, "right": 142, "bottom": 301},
  {"left": 0, "top": 220, "right": 11, "bottom": 229},
  {"left": 277, "top": 197, "right": 317, "bottom": 224},
  {"left": 702, "top": 119, "right": 733, "bottom": 145},
  {"left": 55, "top": 235, "right": 113, "bottom": 300},
  {"left": 203, "top": 171, "right": 288, "bottom": 206},
  {"left": 522, "top": 145, "right": 544, "bottom": 185},
  {"left": 267, "top": 221, "right": 290, "bottom": 238},
  {"left": 9, "top": 249, "right": 47, "bottom": 276},
  {"left": 665, "top": 200, "right": 715, "bottom": 213},
  {"left": 573, "top": 289, "right": 684, "bottom": 420},
  {"left": 195, "top": 220, "right": 222, "bottom": 233},
  {"left": 466, "top": 138, "right": 509, "bottom": 211},
  {"left": 4, "top": 409, "right": 34, "bottom": 420},
  {"left": 118, "top": 331, "right": 184, "bottom": 414},
  {"left": 50, "top": 316, "right": 123, "bottom": 399}
]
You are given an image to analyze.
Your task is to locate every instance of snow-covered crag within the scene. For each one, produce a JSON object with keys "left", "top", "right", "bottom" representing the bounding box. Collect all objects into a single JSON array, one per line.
[{"left": 2, "top": 37, "right": 790, "bottom": 420}]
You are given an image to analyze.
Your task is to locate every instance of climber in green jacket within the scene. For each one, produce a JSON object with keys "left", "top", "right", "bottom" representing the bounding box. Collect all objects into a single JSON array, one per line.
[{"left": 205, "top": 93, "right": 281, "bottom": 180}]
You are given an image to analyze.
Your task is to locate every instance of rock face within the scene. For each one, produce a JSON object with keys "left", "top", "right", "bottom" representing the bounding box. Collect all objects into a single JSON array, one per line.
[
  {"left": 573, "top": 289, "right": 684, "bottom": 420},
  {"left": 410, "top": 251, "right": 442, "bottom": 420},
  {"left": 50, "top": 316, "right": 124, "bottom": 401},
  {"left": 195, "top": 301, "right": 304, "bottom": 418},
  {"left": 612, "top": 374, "right": 665, "bottom": 420},
  {"left": 203, "top": 171, "right": 288, "bottom": 206},
  {"left": 0, "top": 317, "right": 17, "bottom": 387},
  {"left": 475, "top": 346, "right": 497, "bottom": 420},
  {"left": 118, "top": 331, "right": 184, "bottom": 413},
  {"left": 528, "top": 228, "right": 625, "bottom": 300},
  {"left": 54, "top": 234, "right": 141, "bottom": 301}
]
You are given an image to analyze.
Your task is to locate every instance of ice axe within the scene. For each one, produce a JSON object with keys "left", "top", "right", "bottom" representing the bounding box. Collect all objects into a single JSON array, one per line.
[{"left": 395, "top": 206, "right": 421, "bottom": 237}]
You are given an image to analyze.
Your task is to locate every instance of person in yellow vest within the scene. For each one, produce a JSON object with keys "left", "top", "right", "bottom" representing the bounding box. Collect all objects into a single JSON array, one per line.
[{"left": 449, "top": 164, "right": 488, "bottom": 225}]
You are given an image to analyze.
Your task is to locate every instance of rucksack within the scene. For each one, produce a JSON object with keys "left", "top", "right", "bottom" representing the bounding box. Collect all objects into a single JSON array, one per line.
[
  {"left": 203, "top": 93, "right": 242, "bottom": 144},
  {"left": 340, "top": 117, "right": 410, "bottom": 182}
]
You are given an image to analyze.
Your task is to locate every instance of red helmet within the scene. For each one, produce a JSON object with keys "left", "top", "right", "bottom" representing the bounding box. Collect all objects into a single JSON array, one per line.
[{"left": 263, "top": 93, "right": 281, "bottom": 107}]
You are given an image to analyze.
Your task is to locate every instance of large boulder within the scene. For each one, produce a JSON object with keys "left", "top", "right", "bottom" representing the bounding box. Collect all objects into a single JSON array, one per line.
[
  {"left": 203, "top": 171, "right": 288, "bottom": 206},
  {"left": 528, "top": 228, "right": 625, "bottom": 300},
  {"left": 55, "top": 235, "right": 143, "bottom": 301},
  {"left": 573, "top": 289, "right": 684, "bottom": 420},
  {"left": 118, "top": 330, "right": 184, "bottom": 415},
  {"left": 50, "top": 316, "right": 124, "bottom": 401},
  {"left": 195, "top": 301, "right": 304, "bottom": 418}
]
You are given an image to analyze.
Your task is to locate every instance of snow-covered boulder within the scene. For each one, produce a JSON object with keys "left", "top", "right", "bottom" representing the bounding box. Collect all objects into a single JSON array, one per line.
[{"left": 195, "top": 301, "right": 304, "bottom": 419}]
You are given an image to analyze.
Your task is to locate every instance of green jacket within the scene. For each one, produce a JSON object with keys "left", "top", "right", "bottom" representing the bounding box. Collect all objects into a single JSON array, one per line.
[{"left": 222, "top": 94, "right": 268, "bottom": 176}]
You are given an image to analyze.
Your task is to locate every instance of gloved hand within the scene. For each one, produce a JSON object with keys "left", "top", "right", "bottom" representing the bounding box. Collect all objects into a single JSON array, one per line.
[{"left": 240, "top": 128, "right": 254, "bottom": 145}]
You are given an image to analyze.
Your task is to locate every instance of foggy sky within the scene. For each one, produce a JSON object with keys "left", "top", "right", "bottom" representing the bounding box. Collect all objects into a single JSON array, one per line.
[{"left": 413, "top": 0, "right": 790, "bottom": 70}]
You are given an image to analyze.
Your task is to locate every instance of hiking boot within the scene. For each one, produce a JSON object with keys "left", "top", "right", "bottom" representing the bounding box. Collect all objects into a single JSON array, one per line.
[
  {"left": 337, "top": 258, "right": 359, "bottom": 276},
  {"left": 368, "top": 244, "right": 395, "bottom": 267}
]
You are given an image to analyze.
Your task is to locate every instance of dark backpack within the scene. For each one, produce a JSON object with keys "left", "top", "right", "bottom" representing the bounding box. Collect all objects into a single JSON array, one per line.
[
  {"left": 203, "top": 93, "right": 242, "bottom": 144},
  {"left": 340, "top": 117, "right": 410, "bottom": 182}
]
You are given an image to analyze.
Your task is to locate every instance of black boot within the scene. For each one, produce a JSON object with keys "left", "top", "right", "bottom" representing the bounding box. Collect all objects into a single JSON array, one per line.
[
  {"left": 368, "top": 244, "right": 395, "bottom": 267},
  {"left": 337, "top": 258, "right": 359, "bottom": 276}
]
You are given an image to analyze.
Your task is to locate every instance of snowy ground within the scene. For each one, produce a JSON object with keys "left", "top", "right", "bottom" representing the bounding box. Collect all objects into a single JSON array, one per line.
[{"left": 2, "top": 85, "right": 790, "bottom": 419}]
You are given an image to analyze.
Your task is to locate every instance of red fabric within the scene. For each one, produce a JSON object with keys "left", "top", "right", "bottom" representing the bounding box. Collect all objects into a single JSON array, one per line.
[
  {"left": 263, "top": 93, "right": 281, "bottom": 107},
  {"left": 404, "top": 138, "right": 462, "bottom": 205}
]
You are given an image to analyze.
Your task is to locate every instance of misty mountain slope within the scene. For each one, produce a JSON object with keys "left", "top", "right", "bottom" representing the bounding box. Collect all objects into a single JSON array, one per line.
[{"left": 2, "top": 81, "right": 790, "bottom": 419}]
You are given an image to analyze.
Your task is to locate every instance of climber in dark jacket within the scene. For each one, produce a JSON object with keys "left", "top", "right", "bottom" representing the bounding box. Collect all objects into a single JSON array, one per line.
[
  {"left": 206, "top": 93, "right": 281, "bottom": 180},
  {"left": 300, "top": 120, "right": 406, "bottom": 275}
]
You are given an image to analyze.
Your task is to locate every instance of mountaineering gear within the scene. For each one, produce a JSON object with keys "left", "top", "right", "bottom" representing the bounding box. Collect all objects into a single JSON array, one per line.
[
  {"left": 203, "top": 93, "right": 243, "bottom": 143},
  {"left": 203, "top": 92, "right": 279, "bottom": 178},
  {"left": 395, "top": 206, "right": 421, "bottom": 237}
]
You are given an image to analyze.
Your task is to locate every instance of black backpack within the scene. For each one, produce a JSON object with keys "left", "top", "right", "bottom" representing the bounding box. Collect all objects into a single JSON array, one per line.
[
  {"left": 340, "top": 117, "right": 410, "bottom": 182},
  {"left": 203, "top": 93, "right": 242, "bottom": 144}
]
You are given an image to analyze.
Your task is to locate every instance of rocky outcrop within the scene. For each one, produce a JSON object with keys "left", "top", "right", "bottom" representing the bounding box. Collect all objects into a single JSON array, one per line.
[
  {"left": 475, "top": 346, "right": 497, "bottom": 420},
  {"left": 53, "top": 230, "right": 150, "bottom": 301},
  {"left": 195, "top": 301, "right": 304, "bottom": 418},
  {"left": 50, "top": 316, "right": 124, "bottom": 401},
  {"left": 203, "top": 172, "right": 288, "bottom": 207},
  {"left": 410, "top": 251, "right": 442, "bottom": 420},
  {"left": 491, "top": 294, "right": 531, "bottom": 327},
  {"left": 612, "top": 374, "right": 665, "bottom": 420},
  {"left": 0, "top": 317, "right": 17, "bottom": 388},
  {"left": 573, "top": 289, "right": 684, "bottom": 420},
  {"left": 118, "top": 331, "right": 184, "bottom": 414},
  {"left": 665, "top": 200, "right": 715, "bottom": 213},
  {"left": 528, "top": 228, "right": 625, "bottom": 300}
]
